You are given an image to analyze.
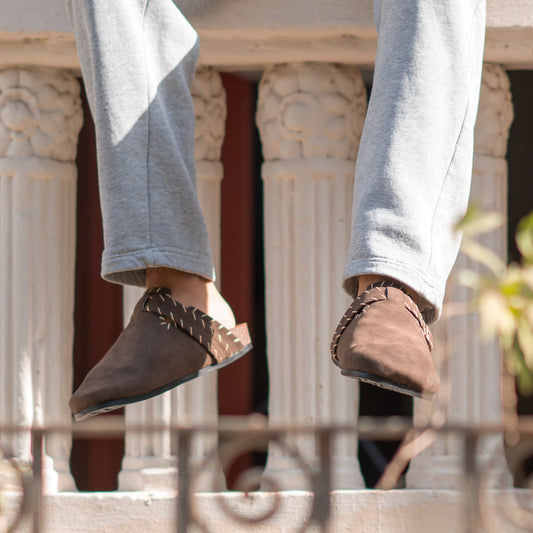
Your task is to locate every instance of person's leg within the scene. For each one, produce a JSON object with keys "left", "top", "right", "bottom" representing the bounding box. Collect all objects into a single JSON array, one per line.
[
  {"left": 332, "top": 0, "right": 486, "bottom": 398},
  {"left": 64, "top": 0, "right": 234, "bottom": 326},
  {"left": 66, "top": 0, "right": 250, "bottom": 420},
  {"left": 346, "top": 0, "right": 486, "bottom": 322}
]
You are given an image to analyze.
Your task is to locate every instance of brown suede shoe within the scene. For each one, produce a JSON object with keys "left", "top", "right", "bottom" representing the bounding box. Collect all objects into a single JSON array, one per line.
[
  {"left": 70, "top": 287, "right": 252, "bottom": 421},
  {"left": 330, "top": 281, "right": 439, "bottom": 399}
]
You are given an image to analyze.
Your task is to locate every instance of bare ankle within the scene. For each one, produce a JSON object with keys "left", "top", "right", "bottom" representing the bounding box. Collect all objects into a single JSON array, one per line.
[
  {"left": 147, "top": 267, "right": 207, "bottom": 292},
  {"left": 145, "top": 267, "right": 235, "bottom": 329},
  {"left": 147, "top": 266, "right": 208, "bottom": 300}
]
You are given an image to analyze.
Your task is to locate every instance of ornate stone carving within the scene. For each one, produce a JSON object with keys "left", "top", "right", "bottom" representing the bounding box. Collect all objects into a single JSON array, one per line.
[
  {"left": 192, "top": 67, "right": 227, "bottom": 162},
  {"left": 0, "top": 68, "right": 82, "bottom": 161},
  {"left": 474, "top": 63, "right": 513, "bottom": 159},
  {"left": 257, "top": 62, "right": 366, "bottom": 161}
]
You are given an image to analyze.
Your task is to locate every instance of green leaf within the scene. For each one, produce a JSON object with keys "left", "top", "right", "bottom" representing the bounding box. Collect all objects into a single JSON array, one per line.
[
  {"left": 500, "top": 266, "right": 526, "bottom": 293},
  {"left": 461, "top": 238, "right": 506, "bottom": 275},
  {"left": 456, "top": 205, "right": 505, "bottom": 237},
  {"left": 517, "top": 317, "right": 533, "bottom": 370},
  {"left": 517, "top": 212, "right": 533, "bottom": 263},
  {"left": 526, "top": 302, "right": 533, "bottom": 325},
  {"left": 457, "top": 208, "right": 533, "bottom": 396},
  {"left": 522, "top": 265, "right": 533, "bottom": 290},
  {"left": 517, "top": 363, "right": 533, "bottom": 395},
  {"left": 457, "top": 268, "right": 482, "bottom": 289},
  {"left": 478, "top": 289, "right": 516, "bottom": 341}
]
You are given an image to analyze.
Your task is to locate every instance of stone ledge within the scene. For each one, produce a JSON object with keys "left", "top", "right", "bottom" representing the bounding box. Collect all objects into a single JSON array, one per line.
[
  {"left": 1, "top": 0, "right": 532, "bottom": 35},
  {"left": 3, "top": 489, "right": 532, "bottom": 532},
  {"left": 1, "top": 0, "right": 533, "bottom": 69}
]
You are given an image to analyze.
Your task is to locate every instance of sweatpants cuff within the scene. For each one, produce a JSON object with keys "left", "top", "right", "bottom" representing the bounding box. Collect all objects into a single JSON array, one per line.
[{"left": 101, "top": 248, "right": 215, "bottom": 287}]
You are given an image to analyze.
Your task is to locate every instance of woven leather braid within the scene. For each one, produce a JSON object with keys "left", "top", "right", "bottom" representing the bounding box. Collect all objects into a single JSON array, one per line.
[
  {"left": 142, "top": 287, "right": 243, "bottom": 363},
  {"left": 330, "top": 280, "right": 433, "bottom": 358}
]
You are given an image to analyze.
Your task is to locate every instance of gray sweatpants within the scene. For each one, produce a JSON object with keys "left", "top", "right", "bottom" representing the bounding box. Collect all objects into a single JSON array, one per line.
[{"left": 65, "top": 0, "right": 486, "bottom": 322}]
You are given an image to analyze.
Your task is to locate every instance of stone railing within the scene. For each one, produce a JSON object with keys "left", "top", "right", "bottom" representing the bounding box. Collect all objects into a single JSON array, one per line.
[
  {"left": 3, "top": 417, "right": 533, "bottom": 532},
  {"left": 0, "top": 0, "right": 525, "bottom": 528}
]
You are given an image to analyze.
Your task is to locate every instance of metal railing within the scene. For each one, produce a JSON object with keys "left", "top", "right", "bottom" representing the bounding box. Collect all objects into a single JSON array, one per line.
[{"left": 1, "top": 416, "right": 533, "bottom": 533}]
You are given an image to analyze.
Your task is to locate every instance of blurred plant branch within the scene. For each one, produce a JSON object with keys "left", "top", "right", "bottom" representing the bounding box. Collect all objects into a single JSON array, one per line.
[{"left": 457, "top": 205, "right": 533, "bottom": 395}]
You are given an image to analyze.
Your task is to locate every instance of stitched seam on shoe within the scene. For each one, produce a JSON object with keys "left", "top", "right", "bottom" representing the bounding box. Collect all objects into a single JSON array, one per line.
[
  {"left": 141, "top": 0, "right": 152, "bottom": 252},
  {"left": 330, "top": 287, "right": 386, "bottom": 358},
  {"left": 404, "top": 302, "right": 433, "bottom": 351},
  {"left": 143, "top": 288, "right": 242, "bottom": 363},
  {"left": 330, "top": 281, "right": 433, "bottom": 358},
  {"left": 370, "top": 281, "right": 433, "bottom": 350}
]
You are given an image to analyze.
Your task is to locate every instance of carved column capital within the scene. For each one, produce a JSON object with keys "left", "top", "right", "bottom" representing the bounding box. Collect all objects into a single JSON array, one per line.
[
  {"left": 257, "top": 63, "right": 366, "bottom": 161},
  {"left": 192, "top": 67, "right": 227, "bottom": 163},
  {"left": 0, "top": 68, "right": 82, "bottom": 161}
]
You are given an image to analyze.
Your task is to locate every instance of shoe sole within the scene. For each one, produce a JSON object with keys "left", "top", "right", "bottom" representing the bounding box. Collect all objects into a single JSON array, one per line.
[
  {"left": 73, "top": 343, "right": 253, "bottom": 422},
  {"left": 337, "top": 367, "right": 434, "bottom": 401}
]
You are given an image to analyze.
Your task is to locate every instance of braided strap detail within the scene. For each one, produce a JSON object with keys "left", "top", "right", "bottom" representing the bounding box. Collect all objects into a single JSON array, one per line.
[
  {"left": 142, "top": 287, "right": 244, "bottom": 363},
  {"left": 403, "top": 300, "right": 433, "bottom": 351},
  {"left": 374, "top": 281, "right": 433, "bottom": 351},
  {"left": 330, "top": 285, "right": 388, "bottom": 359},
  {"left": 330, "top": 280, "right": 433, "bottom": 358}
]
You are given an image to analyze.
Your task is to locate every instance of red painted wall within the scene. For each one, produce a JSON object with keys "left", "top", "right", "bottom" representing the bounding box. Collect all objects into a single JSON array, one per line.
[{"left": 71, "top": 74, "right": 261, "bottom": 490}]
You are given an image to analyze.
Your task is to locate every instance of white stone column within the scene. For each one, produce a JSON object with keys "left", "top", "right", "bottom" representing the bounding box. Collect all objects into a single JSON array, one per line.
[
  {"left": 0, "top": 68, "right": 83, "bottom": 492},
  {"left": 119, "top": 68, "right": 226, "bottom": 491},
  {"left": 257, "top": 63, "right": 366, "bottom": 489},
  {"left": 117, "top": 285, "right": 175, "bottom": 491},
  {"left": 407, "top": 64, "right": 514, "bottom": 489}
]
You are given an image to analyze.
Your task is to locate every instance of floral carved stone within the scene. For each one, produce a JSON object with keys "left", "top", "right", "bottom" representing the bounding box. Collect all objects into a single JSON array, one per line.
[
  {"left": 0, "top": 68, "right": 82, "bottom": 162},
  {"left": 475, "top": 64, "right": 513, "bottom": 159},
  {"left": 257, "top": 63, "right": 367, "bottom": 161},
  {"left": 192, "top": 68, "right": 227, "bottom": 162}
]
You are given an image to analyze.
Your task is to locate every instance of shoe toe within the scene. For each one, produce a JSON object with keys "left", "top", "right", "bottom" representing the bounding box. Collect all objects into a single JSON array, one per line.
[{"left": 332, "top": 284, "right": 439, "bottom": 398}]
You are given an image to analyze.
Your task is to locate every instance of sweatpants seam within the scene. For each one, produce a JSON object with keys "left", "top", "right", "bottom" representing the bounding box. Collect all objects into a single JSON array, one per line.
[
  {"left": 141, "top": 0, "right": 153, "bottom": 252},
  {"left": 103, "top": 247, "right": 212, "bottom": 263},
  {"left": 424, "top": 0, "right": 484, "bottom": 276},
  {"left": 424, "top": 113, "right": 469, "bottom": 274}
]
